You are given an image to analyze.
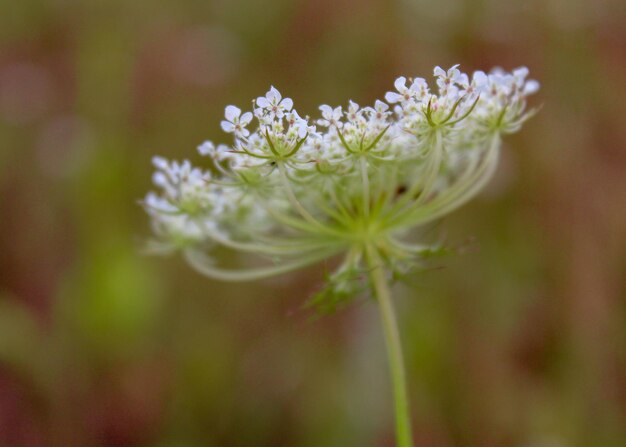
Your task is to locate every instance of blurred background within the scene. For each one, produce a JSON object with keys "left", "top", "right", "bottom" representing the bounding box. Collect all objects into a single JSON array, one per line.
[{"left": 1, "top": 0, "right": 625, "bottom": 446}]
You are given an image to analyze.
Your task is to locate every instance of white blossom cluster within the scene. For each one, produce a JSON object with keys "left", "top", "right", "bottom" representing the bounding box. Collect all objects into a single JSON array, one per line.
[{"left": 142, "top": 65, "right": 538, "bottom": 303}]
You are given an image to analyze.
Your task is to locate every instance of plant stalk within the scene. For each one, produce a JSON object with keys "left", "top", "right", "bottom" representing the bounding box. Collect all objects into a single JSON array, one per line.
[{"left": 366, "top": 244, "right": 414, "bottom": 447}]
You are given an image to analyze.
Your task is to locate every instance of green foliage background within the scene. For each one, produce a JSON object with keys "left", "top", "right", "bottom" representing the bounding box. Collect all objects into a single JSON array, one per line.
[{"left": 1, "top": 0, "right": 625, "bottom": 446}]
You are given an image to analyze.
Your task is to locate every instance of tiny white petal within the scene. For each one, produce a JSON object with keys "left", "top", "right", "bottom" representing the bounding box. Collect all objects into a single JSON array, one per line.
[
  {"left": 473, "top": 71, "right": 488, "bottom": 86},
  {"left": 256, "top": 97, "right": 270, "bottom": 108},
  {"left": 409, "top": 78, "right": 426, "bottom": 90},
  {"left": 319, "top": 104, "right": 332, "bottom": 116},
  {"left": 317, "top": 118, "right": 330, "bottom": 126},
  {"left": 375, "top": 100, "right": 389, "bottom": 111},
  {"left": 458, "top": 73, "right": 469, "bottom": 87},
  {"left": 281, "top": 97, "right": 293, "bottom": 111},
  {"left": 221, "top": 121, "right": 235, "bottom": 133},
  {"left": 297, "top": 124, "right": 307, "bottom": 138},
  {"left": 385, "top": 92, "right": 403, "bottom": 103},
  {"left": 394, "top": 76, "right": 407, "bottom": 92},
  {"left": 524, "top": 80, "right": 540, "bottom": 95},
  {"left": 152, "top": 156, "right": 168, "bottom": 170},
  {"left": 239, "top": 112, "right": 253, "bottom": 126},
  {"left": 197, "top": 141, "right": 214, "bottom": 155},
  {"left": 513, "top": 66, "right": 529, "bottom": 79},
  {"left": 224, "top": 105, "right": 241, "bottom": 121},
  {"left": 268, "top": 86, "right": 281, "bottom": 102},
  {"left": 152, "top": 171, "right": 168, "bottom": 186}
]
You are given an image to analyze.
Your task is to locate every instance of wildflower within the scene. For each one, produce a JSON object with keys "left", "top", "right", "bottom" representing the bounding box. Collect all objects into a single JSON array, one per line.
[
  {"left": 366, "top": 100, "right": 391, "bottom": 124},
  {"left": 346, "top": 100, "right": 365, "bottom": 124},
  {"left": 220, "top": 105, "right": 253, "bottom": 138},
  {"left": 147, "top": 157, "right": 214, "bottom": 216},
  {"left": 144, "top": 64, "right": 539, "bottom": 285},
  {"left": 317, "top": 104, "right": 343, "bottom": 128},
  {"left": 434, "top": 64, "right": 467, "bottom": 97},
  {"left": 285, "top": 110, "right": 313, "bottom": 138},
  {"left": 142, "top": 65, "right": 539, "bottom": 447},
  {"left": 385, "top": 76, "right": 429, "bottom": 105},
  {"left": 255, "top": 86, "right": 293, "bottom": 121}
]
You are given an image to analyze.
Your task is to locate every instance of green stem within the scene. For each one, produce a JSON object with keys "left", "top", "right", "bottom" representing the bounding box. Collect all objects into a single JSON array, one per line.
[
  {"left": 184, "top": 247, "right": 339, "bottom": 281},
  {"left": 365, "top": 244, "right": 414, "bottom": 447},
  {"left": 277, "top": 162, "right": 324, "bottom": 228},
  {"left": 360, "top": 156, "right": 370, "bottom": 218}
]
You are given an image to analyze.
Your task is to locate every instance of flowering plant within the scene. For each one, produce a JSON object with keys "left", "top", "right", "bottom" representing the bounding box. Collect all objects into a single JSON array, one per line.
[{"left": 143, "top": 65, "right": 538, "bottom": 446}]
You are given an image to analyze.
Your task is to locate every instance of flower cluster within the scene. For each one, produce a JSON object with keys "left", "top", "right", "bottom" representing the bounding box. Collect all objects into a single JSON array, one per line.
[{"left": 142, "top": 65, "right": 538, "bottom": 308}]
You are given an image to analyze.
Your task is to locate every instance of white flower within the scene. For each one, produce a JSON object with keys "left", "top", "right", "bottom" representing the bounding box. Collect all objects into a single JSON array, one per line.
[
  {"left": 459, "top": 70, "right": 489, "bottom": 98},
  {"left": 255, "top": 86, "right": 293, "bottom": 121},
  {"left": 285, "top": 110, "right": 314, "bottom": 138},
  {"left": 142, "top": 64, "right": 539, "bottom": 285},
  {"left": 384, "top": 76, "right": 429, "bottom": 105},
  {"left": 318, "top": 105, "right": 343, "bottom": 128},
  {"left": 512, "top": 66, "right": 540, "bottom": 95},
  {"left": 141, "top": 67, "right": 540, "bottom": 443},
  {"left": 148, "top": 157, "right": 215, "bottom": 216},
  {"left": 198, "top": 141, "right": 233, "bottom": 163},
  {"left": 197, "top": 140, "right": 215, "bottom": 156},
  {"left": 144, "top": 191, "right": 178, "bottom": 214},
  {"left": 220, "top": 105, "right": 253, "bottom": 138},
  {"left": 367, "top": 100, "right": 391, "bottom": 123},
  {"left": 434, "top": 64, "right": 467, "bottom": 95},
  {"left": 433, "top": 64, "right": 458, "bottom": 81},
  {"left": 346, "top": 101, "right": 365, "bottom": 124}
]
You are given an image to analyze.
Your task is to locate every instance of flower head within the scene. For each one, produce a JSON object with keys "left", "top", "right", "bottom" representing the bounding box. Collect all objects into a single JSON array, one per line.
[{"left": 143, "top": 65, "right": 539, "bottom": 309}]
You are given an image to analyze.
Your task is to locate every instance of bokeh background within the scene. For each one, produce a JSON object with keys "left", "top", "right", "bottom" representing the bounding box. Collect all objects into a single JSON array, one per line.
[{"left": 1, "top": 0, "right": 625, "bottom": 446}]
